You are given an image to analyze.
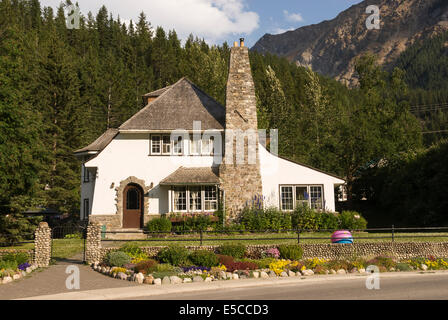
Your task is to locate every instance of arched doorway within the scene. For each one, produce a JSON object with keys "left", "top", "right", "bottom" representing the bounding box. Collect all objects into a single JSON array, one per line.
[{"left": 123, "top": 184, "right": 143, "bottom": 228}]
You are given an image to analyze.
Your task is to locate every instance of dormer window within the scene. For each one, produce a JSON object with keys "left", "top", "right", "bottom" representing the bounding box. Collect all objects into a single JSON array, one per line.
[{"left": 202, "top": 136, "right": 214, "bottom": 155}]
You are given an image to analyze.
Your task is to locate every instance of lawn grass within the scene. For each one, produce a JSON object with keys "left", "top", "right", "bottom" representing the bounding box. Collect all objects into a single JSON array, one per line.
[
  {"left": 1, "top": 239, "right": 84, "bottom": 261},
  {"left": 102, "top": 231, "right": 448, "bottom": 248}
]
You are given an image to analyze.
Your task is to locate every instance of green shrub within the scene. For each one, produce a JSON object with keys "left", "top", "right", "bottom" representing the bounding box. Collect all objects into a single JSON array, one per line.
[
  {"left": 146, "top": 217, "right": 172, "bottom": 233},
  {"left": 188, "top": 250, "right": 219, "bottom": 268},
  {"left": 239, "top": 207, "right": 292, "bottom": 231},
  {"left": 106, "top": 251, "right": 131, "bottom": 267},
  {"left": 217, "top": 243, "right": 246, "bottom": 259},
  {"left": 291, "top": 203, "right": 320, "bottom": 230},
  {"left": 2, "top": 252, "right": 30, "bottom": 265},
  {"left": 64, "top": 233, "right": 82, "bottom": 239},
  {"left": 156, "top": 246, "right": 190, "bottom": 266},
  {"left": 0, "top": 259, "right": 18, "bottom": 270},
  {"left": 278, "top": 245, "right": 303, "bottom": 260},
  {"left": 396, "top": 263, "right": 412, "bottom": 272},
  {"left": 339, "top": 211, "right": 367, "bottom": 230},
  {"left": 319, "top": 212, "right": 340, "bottom": 230}
]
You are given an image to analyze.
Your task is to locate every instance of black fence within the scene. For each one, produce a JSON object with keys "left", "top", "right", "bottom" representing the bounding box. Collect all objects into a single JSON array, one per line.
[
  {"left": 101, "top": 226, "right": 448, "bottom": 246},
  {"left": 0, "top": 232, "right": 35, "bottom": 247}
]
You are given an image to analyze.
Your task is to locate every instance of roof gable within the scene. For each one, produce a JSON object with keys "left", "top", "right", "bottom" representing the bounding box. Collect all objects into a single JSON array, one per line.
[{"left": 120, "top": 77, "right": 225, "bottom": 131}]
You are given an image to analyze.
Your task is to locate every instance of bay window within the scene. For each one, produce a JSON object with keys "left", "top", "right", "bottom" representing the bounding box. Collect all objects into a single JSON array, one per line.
[{"left": 171, "top": 186, "right": 217, "bottom": 212}]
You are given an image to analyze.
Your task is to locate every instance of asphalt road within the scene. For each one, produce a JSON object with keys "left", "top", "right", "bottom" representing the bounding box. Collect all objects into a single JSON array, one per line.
[{"left": 126, "top": 272, "right": 448, "bottom": 300}]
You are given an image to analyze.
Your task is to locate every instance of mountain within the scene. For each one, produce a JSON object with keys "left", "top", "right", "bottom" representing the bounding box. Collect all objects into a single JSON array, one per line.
[{"left": 252, "top": 0, "right": 448, "bottom": 86}]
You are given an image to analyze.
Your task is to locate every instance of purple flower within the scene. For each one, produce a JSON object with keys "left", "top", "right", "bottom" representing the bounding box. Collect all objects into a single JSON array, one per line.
[
  {"left": 18, "top": 263, "right": 30, "bottom": 271},
  {"left": 182, "top": 266, "right": 211, "bottom": 272}
]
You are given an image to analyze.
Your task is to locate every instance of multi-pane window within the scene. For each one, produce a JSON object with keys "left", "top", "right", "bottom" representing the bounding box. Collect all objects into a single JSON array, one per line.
[
  {"left": 173, "top": 136, "right": 183, "bottom": 155},
  {"left": 295, "top": 186, "right": 309, "bottom": 207},
  {"left": 162, "top": 135, "right": 171, "bottom": 154},
  {"left": 280, "top": 186, "right": 293, "bottom": 210},
  {"left": 202, "top": 137, "right": 215, "bottom": 155},
  {"left": 171, "top": 186, "right": 218, "bottom": 212},
  {"left": 280, "top": 185, "right": 323, "bottom": 211},
  {"left": 310, "top": 186, "right": 323, "bottom": 210},
  {"left": 189, "top": 187, "right": 202, "bottom": 211},
  {"left": 151, "top": 135, "right": 161, "bottom": 154},
  {"left": 174, "top": 186, "right": 187, "bottom": 211},
  {"left": 204, "top": 186, "right": 217, "bottom": 210},
  {"left": 83, "top": 198, "right": 90, "bottom": 219},
  {"left": 190, "top": 135, "right": 201, "bottom": 155}
]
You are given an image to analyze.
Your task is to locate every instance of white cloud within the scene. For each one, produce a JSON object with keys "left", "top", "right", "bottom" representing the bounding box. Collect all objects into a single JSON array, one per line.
[
  {"left": 40, "top": 0, "right": 259, "bottom": 44},
  {"left": 283, "top": 10, "right": 304, "bottom": 23},
  {"left": 272, "top": 27, "right": 295, "bottom": 35}
]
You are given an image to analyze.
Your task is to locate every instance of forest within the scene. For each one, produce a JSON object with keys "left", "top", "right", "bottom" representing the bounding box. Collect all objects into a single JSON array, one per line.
[{"left": 0, "top": 0, "right": 446, "bottom": 230}]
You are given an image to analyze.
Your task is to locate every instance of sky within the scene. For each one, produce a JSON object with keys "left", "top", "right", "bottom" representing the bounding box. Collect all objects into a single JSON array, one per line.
[{"left": 40, "top": 0, "right": 363, "bottom": 47}]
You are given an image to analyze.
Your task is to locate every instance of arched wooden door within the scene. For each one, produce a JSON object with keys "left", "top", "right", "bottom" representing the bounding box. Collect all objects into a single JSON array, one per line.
[{"left": 123, "top": 184, "right": 143, "bottom": 228}]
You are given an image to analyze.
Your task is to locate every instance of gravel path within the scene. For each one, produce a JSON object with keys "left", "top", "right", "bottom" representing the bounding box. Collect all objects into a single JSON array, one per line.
[{"left": 0, "top": 254, "right": 139, "bottom": 300}]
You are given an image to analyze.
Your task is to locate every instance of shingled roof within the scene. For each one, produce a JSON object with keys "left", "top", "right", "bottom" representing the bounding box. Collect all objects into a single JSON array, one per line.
[
  {"left": 120, "top": 77, "right": 225, "bottom": 131},
  {"left": 74, "top": 128, "right": 119, "bottom": 154},
  {"left": 159, "top": 167, "right": 220, "bottom": 185}
]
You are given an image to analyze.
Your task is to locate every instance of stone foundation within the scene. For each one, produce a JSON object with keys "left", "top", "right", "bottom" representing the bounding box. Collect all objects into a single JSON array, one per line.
[{"left": 89, "top": 215, "right": 121, "bottom": 229}]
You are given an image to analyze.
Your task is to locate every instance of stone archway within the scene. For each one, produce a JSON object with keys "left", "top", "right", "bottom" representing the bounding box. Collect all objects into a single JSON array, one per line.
[{"left": 115, "top": 176, "right": 151, "bottom": 228}]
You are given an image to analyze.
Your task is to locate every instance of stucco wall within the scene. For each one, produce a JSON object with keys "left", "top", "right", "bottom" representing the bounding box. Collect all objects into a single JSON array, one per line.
[
  {"left": 259, "top": 145, "right": 344, "bottom": 212},
  {"left": 83, "top": 133, "right": 344, "bottom": 223},
  {"left": 85, "top": 133, "right": 216, "bottom": 217}
]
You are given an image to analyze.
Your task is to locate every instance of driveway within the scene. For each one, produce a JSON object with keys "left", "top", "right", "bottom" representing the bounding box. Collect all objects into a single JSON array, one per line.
[{"left": 0, "top": 254, "right": 139, "bottom": 300}]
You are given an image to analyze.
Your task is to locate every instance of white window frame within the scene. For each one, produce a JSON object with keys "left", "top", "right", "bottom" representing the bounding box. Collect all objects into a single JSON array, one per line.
[
  {"left": 150, "top": 134, "right": 161, "bottom": 155},
  {"left": 201, "top": 136, "right": 215, "bottom": 156},
  {"left": 162, "top": 135, "right": 171, "bottom": 155},
  {"left": 189, "top": 135, "right": 202, "bottom": 156},
  {"left": 280, "top": 185, "right": 294, "bottom": 211},
  {"left": 279, "top": 184, "right": 324, "bottom": 211},
  {"left": 170, "top": 185, "right": 218, "bottom": 213},
  {"left": 173, "top": 136, "right": 183, "bottom": 155}
]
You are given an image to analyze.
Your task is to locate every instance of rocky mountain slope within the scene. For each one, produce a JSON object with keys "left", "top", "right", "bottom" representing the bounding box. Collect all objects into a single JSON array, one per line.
[{"left": 252, "top": 0, "right": 448, "bottom": 86}]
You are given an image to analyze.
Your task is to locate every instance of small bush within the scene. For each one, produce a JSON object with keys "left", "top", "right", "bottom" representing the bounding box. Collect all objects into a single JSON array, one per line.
[
  {"left": 188, "top": 250, "right": 219, "bottom": 268},
  {"left": 254, "top": 258, "right": 277, "bottom": 269},
  {"left": 217, "top": 254, "right": 235, "bottom": 266},
  {"left": 134, "top": 259, "right": 158, "bottom": 274},
  {"left": 319, "top": 212, "right": 340, "bottom": 230},
  {"left": 156, "top": 246, "right": 190, "bottom": 266},
  {"left": 291, "top": 203, "right": 320, "bottom": 230},
  {"left": 217, "top": 243, "right": 246, "bottom": 259},
  {"left": 0, "top": 259, "right": 18, "bottom": 270},
  {"left": 339, "top": 211, "right": 367, "bottom": 230},
  {"left": 278, "top": 245, "right": 303, "bottom": 260},
  {"left": 119, "top": 243, "right": 149, "bottom": 263},
  {"left": 106, "top": 251, "right": 131, "bottom": 267},
  {"left": 224, "top": 261, "right": 258, "bottom": 272},
  {"left": 239, "top": 207, "right": 292, "bottom": 231},
  {"left": 261, "top": 248, "right": 280, "bottom": 259},
  {"left": 396, "top": 263, "right": 412, "bottom": 272},
  {"left": 146, "top": 217, "right": 172, "bottom": 233},
  {"left": 2, "top": 252, "right": 30, "bottom": 265}
]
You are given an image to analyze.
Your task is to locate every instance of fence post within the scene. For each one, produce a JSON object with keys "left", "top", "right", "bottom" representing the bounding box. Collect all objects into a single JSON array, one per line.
[
  {"left": 34, "top": 222, "right": 52, "bottom": 267},
  {"left": 200, "top": 229, "right": 203, "bottom": 246},
  {"left": 392, "top": 224, "right": 395, "bottom": 242},
  {"left": 297, "top": 229, "right": 301, "bottom": 244},
  {"left": 85, "top": 222, "right": 102, "bottom": 265}
]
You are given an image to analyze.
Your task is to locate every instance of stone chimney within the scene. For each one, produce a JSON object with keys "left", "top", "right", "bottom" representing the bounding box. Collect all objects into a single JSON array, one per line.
[{"left": 219, "top": 38, "right": 263, "bottom": 221}]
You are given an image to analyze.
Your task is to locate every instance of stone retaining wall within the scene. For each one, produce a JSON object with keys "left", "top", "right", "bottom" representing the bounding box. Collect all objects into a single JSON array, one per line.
[
  {"left": 94, "top": 242, "right": 448, "bottom": 263},
  {"left": 34, "top": 222, "right": 52, "bottom": 267}
]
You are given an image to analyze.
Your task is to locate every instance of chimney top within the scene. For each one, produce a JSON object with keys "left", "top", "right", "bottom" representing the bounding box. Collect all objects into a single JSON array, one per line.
[{"left": 239, "top": 38, "right": 245, "bottom": 47}]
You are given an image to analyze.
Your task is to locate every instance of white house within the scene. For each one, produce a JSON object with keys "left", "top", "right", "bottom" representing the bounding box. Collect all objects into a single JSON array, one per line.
[{"left": 74, "top": 39, "right": 344, "bottom": 230}]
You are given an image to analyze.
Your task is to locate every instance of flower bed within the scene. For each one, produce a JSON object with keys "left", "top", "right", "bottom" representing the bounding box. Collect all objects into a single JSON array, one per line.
[
  {"left": 0, "top": 252, "right": 39, "bottom": 284},
  {"left": 91, "top": 243, "right": 448, "bottom": 285}
]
